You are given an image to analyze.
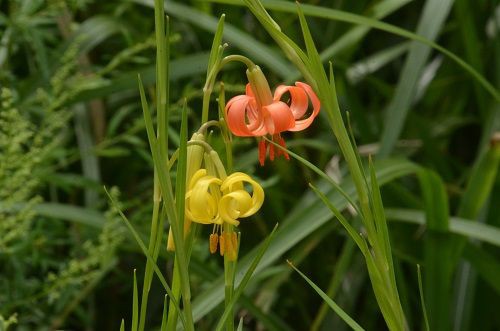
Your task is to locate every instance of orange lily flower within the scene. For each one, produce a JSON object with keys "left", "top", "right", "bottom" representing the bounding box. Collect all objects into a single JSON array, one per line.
[{"left": 225, "top": 65, "right": 320, "bottom": 166}]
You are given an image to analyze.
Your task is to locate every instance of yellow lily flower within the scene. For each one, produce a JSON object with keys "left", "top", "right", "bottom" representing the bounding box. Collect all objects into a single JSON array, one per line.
[
  {"left": 186, "top": 169, "right": 264, "bottom": 226},
  {"left": 186, "top": 168, "right": 264, "bottom": 260}
]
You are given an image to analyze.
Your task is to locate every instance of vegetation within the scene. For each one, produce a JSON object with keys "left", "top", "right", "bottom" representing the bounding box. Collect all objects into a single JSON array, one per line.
[{"left": 1, "top": 0, "right": 499, "bottom": 330}]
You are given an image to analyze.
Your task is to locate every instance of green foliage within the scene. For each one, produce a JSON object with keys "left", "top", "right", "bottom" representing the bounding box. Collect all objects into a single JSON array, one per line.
[{"left": 1, "top": 0, "right": 500, "bottom": 330}]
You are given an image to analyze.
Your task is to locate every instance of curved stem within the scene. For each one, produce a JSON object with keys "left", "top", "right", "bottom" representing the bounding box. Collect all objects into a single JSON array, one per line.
[
  {"left": 197, "top": 120, "right": 221, "bottom": 134},
  {"left": 202, "top": 55, "right": 255, "bottom": 123},
  {"left": 220, "top": 55, "right": 256, "bottom": 69}
]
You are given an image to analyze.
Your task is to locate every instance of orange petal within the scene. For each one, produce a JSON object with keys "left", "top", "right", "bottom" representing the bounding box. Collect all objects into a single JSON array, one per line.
[
  {"left": 289, "top": 82, "right": 321, "bottom": 132},
  {"left": 261, "top": 101, "right": 295, "bottom": 135},
  {"left": 274, "top": 84, "right": 308, "bottom": 119},
  {"left": 245, "top": 83, "right": 255, "bottom": 98},
  {"left": 225, "top": 94, "right": 264, "bottom": 136}
]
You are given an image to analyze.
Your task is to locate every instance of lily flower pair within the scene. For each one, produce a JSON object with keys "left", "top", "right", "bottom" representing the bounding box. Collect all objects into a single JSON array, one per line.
[
  {"left": 225, "top": 65, "right": 320, "bottom": 165},
  {"left": 186, "top": 169, "right": 264, "bottom": 226}
]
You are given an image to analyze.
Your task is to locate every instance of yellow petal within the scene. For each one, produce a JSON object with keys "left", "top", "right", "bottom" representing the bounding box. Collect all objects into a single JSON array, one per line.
[{"left": 186, "top": 170, "right": 222, "bottom": 224}]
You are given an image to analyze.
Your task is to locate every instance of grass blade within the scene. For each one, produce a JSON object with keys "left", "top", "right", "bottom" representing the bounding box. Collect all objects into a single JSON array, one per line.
[
  {"left": 132, "top": 269, "right": 139, "bottom": 331},
  {"left": 287, "top": 261, "right": 365, "bottom": 331},
  {"left": 417, "top": 265, "right": 430, "bottom": 331},
  {"left": 418, "top": 169, "right": 453, "bottom": 330},
  {"left": 160, "top": 295, "right": 168, "bottom": 331},
  {"left": 386, "top": 208, "right": 500, "bottom": 247}
]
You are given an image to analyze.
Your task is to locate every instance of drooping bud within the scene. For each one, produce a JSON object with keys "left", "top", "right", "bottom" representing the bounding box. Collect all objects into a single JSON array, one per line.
[{"left": 246, "top": 65, "right": 273, "bottom": 108}]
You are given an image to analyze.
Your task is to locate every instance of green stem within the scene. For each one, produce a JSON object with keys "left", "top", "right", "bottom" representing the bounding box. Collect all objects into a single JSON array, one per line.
[
  {"left": 153, "top": 0, "right": 194, "bottom": 329},
  {"left": 138, "top": 177, "right": 162, "bottom": 331},
  {"left": 201, "top": 91, "right": 212, "bottom": 125},
  {"left": 202, "top": 55, "right": 256, "bottom": 123},
  {"left": 220, "top": 55, "right": 256, "bottom": 69},
  {"left": 166, "top": 258, "right": 182, "bottom": 331},
  {"left": 197, "top": 120, "right": 221, "bottom": 134},
  {"left": 223, "top": 223, "right": 236, "bottom": 331}
]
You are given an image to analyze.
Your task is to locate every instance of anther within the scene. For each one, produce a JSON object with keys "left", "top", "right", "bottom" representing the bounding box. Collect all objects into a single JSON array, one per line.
[
  {"left": 258, "top": 139, "right": 267, "bottom": 166},
  {"left": 209, "top": 234, "right": 219, "bottom": 254},
  {"left": 219, "top": 233, "right": 226, "bottom": 256}
]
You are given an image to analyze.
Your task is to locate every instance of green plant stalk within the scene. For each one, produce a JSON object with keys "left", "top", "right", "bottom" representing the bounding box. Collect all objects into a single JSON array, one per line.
[
  {"left": 161, "top": 295, "right": 168, "bottom": 331},
  {"left": 223, "top": 223, "right": 237, "bottom": 331},
  {"left": 417, "top": 265, "right": 430, "bottom": 331},
  {"left": 243, "top": 2, "right": 407, "bottom": 328},
  {"left": 152, "top": 0, "right": 194, "bottom": 328},
  {"left": 203, "top": 148, "right": 236, "bottom": 331},
  {"left": 138, "top": 177, "right": 162, "bottom": 331},
  {"left": 138, "top": 75, "right": 194, "bottom": 330},
  {"left": 133, "top": 269, "right": 139, "bottom": 331},
  {"left": 295, "top": 7, "right": 406, "bottom": 330},
  {"left": 217, "top": 82, "right": 233, "bottom": 173},
  {"left": 202, "top": 14, "right": 226, "bottom": 122},
  {"left": 166, "top": 258, "right": 182, "bottom": 331}
]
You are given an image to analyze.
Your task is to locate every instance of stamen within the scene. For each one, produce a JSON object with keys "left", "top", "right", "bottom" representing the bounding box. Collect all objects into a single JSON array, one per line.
[
  {"left": 209, "top": 234, "right": 218, "bottom": 254},
  {"left": 278, "top": 136, "right": 290, "bottom": 161},
  {"left": 258, "top": 139, "right": 267, "bottom": 166},
  {"left": 231, "top": 232, "right": 238, "bottom": 251},
  {"left": 222, "top": 231, "right": 238, "bottom": 261},
  {"left": 219, "top": 233, "right": 226, "bottom": 256},
  {"left": 269, "top": 142, "right": 275, "bottom": 161}
]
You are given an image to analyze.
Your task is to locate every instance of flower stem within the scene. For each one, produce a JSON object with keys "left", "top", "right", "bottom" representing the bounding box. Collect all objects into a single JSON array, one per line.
[{"left": 223, "top": 223, "right": 236, "bottom": 331}]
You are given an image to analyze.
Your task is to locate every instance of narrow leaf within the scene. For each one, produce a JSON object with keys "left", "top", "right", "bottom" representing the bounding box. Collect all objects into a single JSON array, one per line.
[{"left": 287, "top": 261, "right": 365, "bottom": 331}]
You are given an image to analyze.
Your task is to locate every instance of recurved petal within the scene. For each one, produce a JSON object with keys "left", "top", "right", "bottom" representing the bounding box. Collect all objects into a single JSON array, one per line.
[
  {"left": 261, "top": 101, "right": 295, "bottom": 135},
  {"left": 219, "top": 190, "right": 253, "bottom": 225},
  {"left": 221, "top": 172, "right": 264, "bottom": 218},
  {"left": 274, "top": 84, "right": 308, "bottom": 119},
  {"left": 225, "top": 94, "right": 265, "bottom": 136},
  {"left": 289, "top": 82, "right": 321, "bottom": 132}
]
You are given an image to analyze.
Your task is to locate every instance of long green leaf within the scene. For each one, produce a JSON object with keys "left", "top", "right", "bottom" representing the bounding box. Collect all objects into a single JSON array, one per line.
[
  {"left": 419, "top": 169, "right": 453, "bottom": 330},
  {"left": 379, "top": 0, "right": 455, "bottom": 155},
  {"left": 385, "top": 209, "right": 500, "bottom": 247},
  {"left": 288, "top": 261, "right": 365, "bottom": 331},
  {"left": 132, "top": 269, "right": 139, "bottom": 331}
]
